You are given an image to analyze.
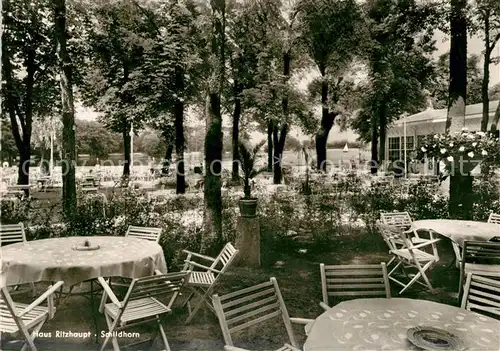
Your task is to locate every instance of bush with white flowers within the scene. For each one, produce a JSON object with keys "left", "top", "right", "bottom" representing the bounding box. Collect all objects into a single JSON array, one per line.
[{"left": 415, "top": 129, "right": 500, "bottom": 169}]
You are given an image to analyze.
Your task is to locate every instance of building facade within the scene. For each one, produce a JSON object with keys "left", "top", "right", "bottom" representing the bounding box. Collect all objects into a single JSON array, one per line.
[{"left": 385, "top": 100, "right": 499, "bottom": 174}]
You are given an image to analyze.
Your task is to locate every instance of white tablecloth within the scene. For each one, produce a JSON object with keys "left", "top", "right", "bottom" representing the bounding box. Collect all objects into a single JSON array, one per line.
[
  {"left": 412, "top": 219, "right": 500, "bottom": 247},
  {"left": 304, "top": 298, "right": 500, "bottom": 351},
  {"left": 1, "top": 236, "right": 168, "bottom": 286}
]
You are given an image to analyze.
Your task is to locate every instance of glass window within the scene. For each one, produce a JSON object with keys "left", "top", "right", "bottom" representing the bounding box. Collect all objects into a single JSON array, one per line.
[
  {"left": 406, "top": 136, "right": 414, "bottom": 150},
  {"left": 388, "top": 137, "right": 401, "bottom": 161}
]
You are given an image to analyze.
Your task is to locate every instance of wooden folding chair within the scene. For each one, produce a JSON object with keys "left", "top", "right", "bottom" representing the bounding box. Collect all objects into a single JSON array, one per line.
[
  {"left": 488, "top": 212, "right": 500, "bottom": 224},
  {"left": 380, "top": 211, "right": 429, "bottom": 244},
  {"left": 180, "top": 242, "right": 239, "bottom": 323},
  {"left": 319, "top": 263, "right": 391, "bottom": 310},
  {"left": 378, "top": 223, "right": 440, "bottom": 294},
  {"left": 98, "top": 271, "right": 189, "bottom": 351},
  {"left": 0, "top": 223, "right": 37, "bottom": 297},
  {"left": 461, "top": 273, "right": 500, "bottom": 318},
  {"left": 125, "top": 225, "right": 162, "bottom": 243},
  {"left": 212, "top": 277, "right": 312, "bottom": 351},
  {"left": 0, "top": 281, "right": 64, "bottom": 351},
  {"left": 458, "top": 241, "right": 500, "bottom": 297}
]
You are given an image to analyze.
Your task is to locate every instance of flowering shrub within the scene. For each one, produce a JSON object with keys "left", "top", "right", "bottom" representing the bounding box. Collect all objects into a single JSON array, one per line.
[{"left": 416, "top": 130, "right": 500, "bottom": 171}]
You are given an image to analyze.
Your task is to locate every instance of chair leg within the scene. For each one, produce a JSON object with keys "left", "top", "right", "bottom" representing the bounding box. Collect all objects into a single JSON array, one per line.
[
  {"left": 101, "top": 314, "right": 120, "bottom": 351},
  {"left": 157, "top": 319, "right": 171, "bottom": 351},
  {"left": 20, "top": 318, "right": 46, "bottom": 351},
  {"left": 180, "top": 291, "right": 194, "bottom": 309},
  {"left": 185, "top": 288, "right": 212, "bottom": 324},
  {"left": 30, "top": 283, "right": 37, "bottom": 297},
  {"left": 458, "top": 267, "right": 465, "bottom": 298},
  {"left": 416, "top": 261, "right": 435, "bottom": 293}
]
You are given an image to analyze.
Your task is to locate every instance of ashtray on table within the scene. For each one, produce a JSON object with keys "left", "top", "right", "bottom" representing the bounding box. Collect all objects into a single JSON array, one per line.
[
  {"left": 73, "top": 240, "right": 100, "bottom": 251},
  {"left": 406, "top": 326, "right": 466, "bottom": 351}
]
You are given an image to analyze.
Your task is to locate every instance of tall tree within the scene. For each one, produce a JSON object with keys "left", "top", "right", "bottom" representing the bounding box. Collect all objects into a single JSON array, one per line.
[
  {"left": 201, "top": 0, "right": 226, "bottom": 254},
  {"left": 352, "top": 0, "right": 437, "bottom": 174},
  {"left": 445, "top": 0, "right": 472, "bottom": 219},
  {"left": 445, "top": 0, "right": 468, "bottom": 133},
  {"left": 296, "top": 0, "right": 362, "bottom": 172},
  {"left": 1, "top": 0, "right": 58, "bottom": 190},
  {"left": 80, "top": 0, "right": 151, "bottom": 178},
  {"left": 430, "top": 53, "right": 486, "bottom": 109},
  {"left": 55, "top": 0, "right": 77, "bottom": 217},
  {"left": 473, "top": 0, "right": 500, "bottom": 132}
]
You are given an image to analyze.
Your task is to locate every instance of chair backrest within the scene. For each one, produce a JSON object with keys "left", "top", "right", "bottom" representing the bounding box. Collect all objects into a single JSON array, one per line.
[
  {"left": 126, "top": 225, "right": 162, "bottom": 243},
  {"left": 122, "top": 271, "right": 189, "bottom": 312},
  {"left": 488, "top": 213, "right": 500, "bottom": 224},
  {"left": 320, "top": 263, "right": 391, "bottom": 306},
  {"left": 1, "top": 285, "right": 34, "bottom": 335},
  {"left": 0, "top": 223, "right": 26, "bottom": 245},
  {"left": 210, "top": 242, "right": 239, "bottom": 273},
  {"left": 461, "top": 273, "right": 500, "bottom": 318},
  {"left": 212, "top": 277, "right": 298, "bottom": 348},
  {"left": 462, "top": 241, "right": 500, "bottom": 267},
  {"left": 380, "top": 211, "right": 412, "bottom": 230},
  {"left": 377, "top": 222, "right": 404, "bottom": 252}
]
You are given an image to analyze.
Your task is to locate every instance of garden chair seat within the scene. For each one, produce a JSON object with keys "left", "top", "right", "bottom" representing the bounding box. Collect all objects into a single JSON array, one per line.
[
  {"left": 179, "top": 242, "right": 239, "bottom": 323},
  {"left": 464, "top": 263, "right": 500, "bottom": 274},
  {"left": 0, "top": 302, "right": 49, "bottom": 333},
  {"left": 104, "top": 297, "right": 170, "bottom": 324},
  {"left": 1, "top": 281, "right": 64, "bottom": 351},
  {"left": 188, "top": 271, "right": 216, "bottom": 286},
  {"left": 393, "top": 248, "right": 435, "bottom": 261},
  {"left": 98, "top": 271, "right": 189, "bottom": 351}
]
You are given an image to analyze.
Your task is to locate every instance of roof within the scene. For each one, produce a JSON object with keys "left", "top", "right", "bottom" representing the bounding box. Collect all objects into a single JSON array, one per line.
[{"left": 394, "top": 100, "right": 500, "bottom": 126}]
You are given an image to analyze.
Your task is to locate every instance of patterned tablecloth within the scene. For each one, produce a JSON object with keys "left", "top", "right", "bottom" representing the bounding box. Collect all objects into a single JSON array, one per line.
[
  {"left": 304, "top": 298, "right": 500, "bottom": 351},
  {"left": 0, "top": 236, "right": 168, "bottom": 287},
  {"left": 412, "top": 219, "right": 500, "bottom": 247}
]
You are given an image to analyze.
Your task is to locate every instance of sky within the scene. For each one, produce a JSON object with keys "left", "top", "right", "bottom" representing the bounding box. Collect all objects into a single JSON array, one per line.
[{"left": 77, "top": 31, "right": 500, "bottom": 144}]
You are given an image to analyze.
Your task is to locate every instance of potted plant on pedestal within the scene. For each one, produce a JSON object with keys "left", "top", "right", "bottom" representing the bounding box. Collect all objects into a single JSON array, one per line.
[{"left": 238, "top": 139, "right": 266, "bottom": 217}]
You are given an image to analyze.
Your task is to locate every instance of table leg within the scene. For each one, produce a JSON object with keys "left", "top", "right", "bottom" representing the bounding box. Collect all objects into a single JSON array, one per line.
[{"left": 89, "top": 280, "right": 99, "bottom": 344}]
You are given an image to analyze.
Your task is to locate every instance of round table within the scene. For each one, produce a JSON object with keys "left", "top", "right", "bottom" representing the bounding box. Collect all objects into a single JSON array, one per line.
[
  {"left": 412, "top": 219, "right": 500, "bottom": 247},
  {"left": 0, "top": 236, "right": 168, "bottom": 287},
  {"left": 304, "top": 298, "right": 500, "bottom": 351}
]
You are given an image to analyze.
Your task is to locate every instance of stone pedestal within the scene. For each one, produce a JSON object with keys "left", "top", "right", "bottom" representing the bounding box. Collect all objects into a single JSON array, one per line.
[{"left": 235, "top": 216, "right": 261, "bottom": 267}]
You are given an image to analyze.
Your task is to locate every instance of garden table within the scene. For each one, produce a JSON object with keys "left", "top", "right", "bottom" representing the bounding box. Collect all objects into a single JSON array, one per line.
[
  {"left": 0, "top": 236, "right": 168, "bottom": 287},
  {"left": 303, "top": 298, "right": 500, "bottom": 351},
  {"left": 412, "top": 219, "right": 500, "bottom": 266},
  {"left": 0, "top": 236, "right": 168, "bottom": 343}
]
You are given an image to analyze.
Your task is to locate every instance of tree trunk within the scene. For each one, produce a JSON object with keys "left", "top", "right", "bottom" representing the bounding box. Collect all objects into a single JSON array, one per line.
[
  {"left": 55, "top": 0, "right": 77, "bottom": 218},
  {"left": 445, "top": 0, "right": 467, "bottom": 134},
  {"left": 175, "top": 68, "right": 186, "bottom": 194},
  {"left": 202, "top": 0, "right": 225, "bottom": 255},
  {"left": 18, "top": 146, "right": 30, "bottom": 188},
  {"left": 161, "top": 125, "right": 174, "bottom": 175},
  {"left": 449, "top": 174, "right": 473, "bottom": 220},
  {"left": 379, "top": 106, "right": 387, "bottom": 170},
  {"left": 273, "top": 124, "right": 287, "bottom": 184},
  {"left": 446, "top": 0, "right": 468, "bottom": 219},
  {"left": 122, "top": 123, "right": 131, "bottom": 177},
  {"left": 162, "top": 142, "right": 174, "bottom": 175},
  {"left": 231, "top": 81, "right": 241, "bottom": 181},
  {"left": 267, "top": 121, "right": 273, "bottom": 172},
  {"left": 273, "top": 50, "right": 290, "bottom": 184},
  {"left": 481, "top": 11, "right": 490, "bottom": 133},
  {"left": 370, "top": 116, "right": 378, "bottom": 175},
  {"left": 315, "top": 66, "right": 333, "bottom": 172}
]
